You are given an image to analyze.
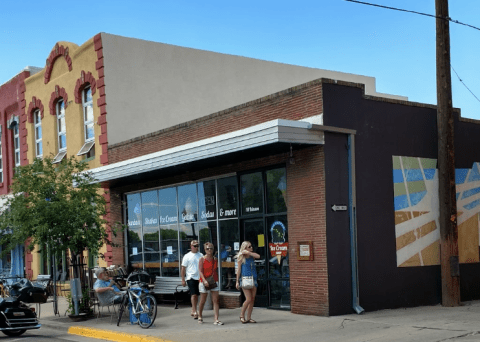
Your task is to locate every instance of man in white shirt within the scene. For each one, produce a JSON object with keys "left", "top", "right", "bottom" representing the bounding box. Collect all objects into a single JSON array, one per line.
[{"left": 181, "top": 240, "right": 203, "bottom": 319}]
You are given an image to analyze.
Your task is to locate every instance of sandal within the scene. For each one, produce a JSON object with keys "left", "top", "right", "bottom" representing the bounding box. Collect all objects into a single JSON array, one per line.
[
  {"left": 198, "top": 317, "right": 203, "bottom": 324},
  {"left": 247, "top": 319, "right": 257, "bottom": 323},
  {"left": 193, "top": 313, "right": 198, "bottom": 319},
  {"left": 213, "top": 320, "right": 224, "bottom": 325},
  {"left": 240, "top": 316, "right": 247, "bottom": 324}
]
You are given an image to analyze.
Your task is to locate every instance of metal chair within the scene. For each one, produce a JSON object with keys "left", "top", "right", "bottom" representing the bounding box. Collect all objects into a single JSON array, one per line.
[{"left": 94, "top": 291, "right": 120, "bottom": 323}]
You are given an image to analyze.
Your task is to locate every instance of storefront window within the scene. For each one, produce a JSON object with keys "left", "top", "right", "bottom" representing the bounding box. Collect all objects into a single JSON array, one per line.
[
  {"left": 241, "top": 172, "right": 263, "bottom": 216},
  {"left": 266, "top": 168, "right": 287, "bottom": 213},
  {"left": 125, "top": 168, "right": 285, "bottom": 293},
  {"left": 127, "top": 193, "right": 143, "bottom": 270},
  {"left": 158, "top": 187, "right": 179, "bottom": 277},
  {"left": 179, "top": 219, "right": 201, "bottom": 257},
  {"left": 219, "top": 219, "right": 238, "bottom": 291},
  {"left": 0, "top": 244, "right": 11, "bottom": 275},
  {"left": 198, "top": 180, "right": 216, "bottom": 221},
  {"left": 217, "top": 176, "right": 238, "bottom": 219},
  {"left": 160, "top": 224, "right": 180, "bottom": 277},
  {"left": 178, "top": 184, "right": 198, "bottom": 223},
  {"left": 141, "top": 191, "right": 160, "bottom": 277}
]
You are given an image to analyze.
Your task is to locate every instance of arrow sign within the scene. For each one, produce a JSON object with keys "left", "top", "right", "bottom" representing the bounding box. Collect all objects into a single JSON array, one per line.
[{"left": 331, "top": 205, "right": 347, "bottom": 212}]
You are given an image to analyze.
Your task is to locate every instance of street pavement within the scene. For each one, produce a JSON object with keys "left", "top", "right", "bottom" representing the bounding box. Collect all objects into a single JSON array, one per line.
[{"left": 35, "top": 297, "right": 480, "bottom": 342}]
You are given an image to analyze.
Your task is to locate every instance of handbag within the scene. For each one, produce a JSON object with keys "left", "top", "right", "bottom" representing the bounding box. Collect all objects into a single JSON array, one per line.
[
  {"left": 241, "top": 260, "right": 255, "bottom": 290},
  {"left": 204, "top": 258, "right": 218, "bottom": 290}
]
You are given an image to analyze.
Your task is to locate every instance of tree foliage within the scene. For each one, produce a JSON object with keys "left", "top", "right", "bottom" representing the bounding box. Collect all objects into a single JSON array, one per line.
[{"left": 0, "top": 156, "right": 115, "bottom": 262}]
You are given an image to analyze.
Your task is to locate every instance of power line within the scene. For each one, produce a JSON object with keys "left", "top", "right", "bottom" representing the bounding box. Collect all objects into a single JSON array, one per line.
[
  {"left": 345, "top": 0, "right": 480, "bottom": 105},
  {"left": 344, "top": 0, "right": 480, "bottom": 32},
  {"left": 451, "top": 66, "right": 480, "bottom": 104}
]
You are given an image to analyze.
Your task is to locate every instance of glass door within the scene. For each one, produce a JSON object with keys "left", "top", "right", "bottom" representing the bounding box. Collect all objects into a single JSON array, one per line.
[
  {"left": 266, "top": 215, "right": 290, "bottom": 309},
  {"left": 243, "top": 219, "right": 268, "bottom": 307}
]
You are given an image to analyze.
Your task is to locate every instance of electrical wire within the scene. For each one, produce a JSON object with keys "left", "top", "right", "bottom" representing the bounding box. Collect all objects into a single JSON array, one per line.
[
  {"left": 451, "top": 65, "right": 480, "bottom": 104},
  {"left": 345, "top": 0, "right": 480, "bottom": 104},
  {"left": 344, "top": 0, "right": 480, "bottom": 32}
]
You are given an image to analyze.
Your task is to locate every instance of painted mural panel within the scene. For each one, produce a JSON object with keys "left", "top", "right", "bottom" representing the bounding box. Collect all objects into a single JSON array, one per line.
[{"left": 393, "top": 156, "right": 480, "bottom": 267}]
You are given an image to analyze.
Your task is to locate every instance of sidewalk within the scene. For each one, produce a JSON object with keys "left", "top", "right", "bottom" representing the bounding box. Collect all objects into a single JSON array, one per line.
[{"left": 36, "top": 297, "right": 480, "bottom": 342}]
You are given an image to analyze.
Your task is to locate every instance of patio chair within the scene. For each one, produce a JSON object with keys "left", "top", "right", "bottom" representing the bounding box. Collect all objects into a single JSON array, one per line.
[{"left": 94, "top": 291, "right": 120, "bottom": 323}]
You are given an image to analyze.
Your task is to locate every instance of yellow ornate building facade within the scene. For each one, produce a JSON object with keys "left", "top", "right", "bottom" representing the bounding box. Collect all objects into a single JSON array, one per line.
[{"left": 23, "top": 37, "right": 108, "bottom": 279}]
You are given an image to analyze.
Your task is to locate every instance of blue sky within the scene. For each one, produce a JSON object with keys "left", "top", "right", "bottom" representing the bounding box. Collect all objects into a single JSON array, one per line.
[{"left": 2, "top": 0, "right": 479, "bottom": 120}]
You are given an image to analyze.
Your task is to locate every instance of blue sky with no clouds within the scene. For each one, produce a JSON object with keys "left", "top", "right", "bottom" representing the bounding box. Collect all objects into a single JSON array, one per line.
[{"left": 1, "top": 0, "right": 479, "bottom": 120}]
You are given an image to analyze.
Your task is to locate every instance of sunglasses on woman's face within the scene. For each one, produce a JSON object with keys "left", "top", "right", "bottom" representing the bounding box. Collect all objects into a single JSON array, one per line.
[
  {"left": 205, "top": 247, "right": 213, "bottom": 250},
  {"left": 192, "top": 245, "right": 199, "bottom": 248}
]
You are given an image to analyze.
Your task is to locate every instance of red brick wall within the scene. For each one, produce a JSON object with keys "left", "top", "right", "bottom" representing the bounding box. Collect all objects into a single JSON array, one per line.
[
  {"left": 0, "top": 70, "right": 31, "bottom": 195},
  {"left": 108, "top": 186, "right": 125, "bottom": 267},
  {"left": 287, "top": 146, "right": 328, "bottom": 316},
  {"left": 108, "top": 80, "right": 323, "bottom": 164},
  {"left": 107, "top": 80, "right": 328, "bottom": 315},
  {"left": 94, "top": 34, "right": 109, "bottom": 166}
]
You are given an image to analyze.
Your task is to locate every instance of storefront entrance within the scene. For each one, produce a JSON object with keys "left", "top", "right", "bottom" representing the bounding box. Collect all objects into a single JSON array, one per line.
[
  {"left": 125, "top": 166, "right": 290, "bottom": 309},
  {"left": 243, "top": 215, "right": 290, "bottom": 309}
]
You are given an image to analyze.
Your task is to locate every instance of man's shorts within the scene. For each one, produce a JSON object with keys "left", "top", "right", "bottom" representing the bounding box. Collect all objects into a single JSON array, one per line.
[
  {"left": 186, "top": 279, "right": 200, "bottom": 296},
  {"left": 113, "top": 293, "right": 126, "bottom": 304},
  {"left": 199, "top": 281, "right": 219, "bottom": 294}
]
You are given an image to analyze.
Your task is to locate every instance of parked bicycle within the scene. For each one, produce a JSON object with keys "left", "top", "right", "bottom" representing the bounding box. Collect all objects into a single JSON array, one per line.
[{"left": 116, "top": 281, "right": 157, "bottom": 328}]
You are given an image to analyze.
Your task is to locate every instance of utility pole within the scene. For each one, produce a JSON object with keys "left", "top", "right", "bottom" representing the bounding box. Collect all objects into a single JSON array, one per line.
[{"left": 436, "top": 0, "right": 460, "bottom": 307}]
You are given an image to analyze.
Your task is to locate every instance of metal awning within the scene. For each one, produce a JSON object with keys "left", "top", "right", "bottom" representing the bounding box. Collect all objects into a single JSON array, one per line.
[{"left": 88, "top": 119, "right": 324, "bottom": 185}]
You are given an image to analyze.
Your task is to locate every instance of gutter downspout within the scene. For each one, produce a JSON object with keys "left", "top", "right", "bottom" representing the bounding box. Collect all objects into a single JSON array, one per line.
[{"left": 310, "top": 124, "right": 364, "bottom": 314}]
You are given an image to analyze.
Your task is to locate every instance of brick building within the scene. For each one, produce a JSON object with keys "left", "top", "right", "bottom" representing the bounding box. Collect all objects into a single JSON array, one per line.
[
  {"left": 89, "top": 76, "right": 480, "bottom": 316},
  {"left": 7, "top": 33, "right": 480, "bottom": 316},
  {"left": 0, "top": 67, "right": 41, "bottom": 277}
]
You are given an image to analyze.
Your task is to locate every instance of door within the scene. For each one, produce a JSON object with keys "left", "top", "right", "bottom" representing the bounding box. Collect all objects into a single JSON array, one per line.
[
  {"left": 243, "top": 219, "right": 268, "bottom": 307},
  {"left": 266, "top": 215, "right": 290, "bottom": 309}
]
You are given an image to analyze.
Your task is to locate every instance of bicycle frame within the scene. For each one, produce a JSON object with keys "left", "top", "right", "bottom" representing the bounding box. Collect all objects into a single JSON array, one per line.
[{"left": 126, "top": 286, "right": 149, "bottom": 316}]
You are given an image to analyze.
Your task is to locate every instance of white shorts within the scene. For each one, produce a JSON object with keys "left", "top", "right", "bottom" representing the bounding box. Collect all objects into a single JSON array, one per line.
[{"left": 199, "top": 281, "right": 219, "bottom": 293}]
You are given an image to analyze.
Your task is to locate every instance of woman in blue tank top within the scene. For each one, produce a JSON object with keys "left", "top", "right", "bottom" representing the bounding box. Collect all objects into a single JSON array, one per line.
[{"left": 235, "top": 241, "right": 260, "bottom": 324}]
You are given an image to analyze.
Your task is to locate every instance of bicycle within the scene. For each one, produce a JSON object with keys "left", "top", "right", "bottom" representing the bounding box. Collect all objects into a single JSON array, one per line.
[{"left": 116, "top": 281, "right": 157, "bottom": 328}]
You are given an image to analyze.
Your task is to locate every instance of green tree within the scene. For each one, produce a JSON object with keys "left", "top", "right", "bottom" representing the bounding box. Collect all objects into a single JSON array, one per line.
[{"left": 0, "top": 156, "right": 119, "bottom": 277}]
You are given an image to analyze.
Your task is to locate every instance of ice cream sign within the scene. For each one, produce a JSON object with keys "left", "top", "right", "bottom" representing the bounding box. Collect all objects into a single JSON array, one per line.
[{"left": 269, "top": 221, "right": 288, "bottom": 264}]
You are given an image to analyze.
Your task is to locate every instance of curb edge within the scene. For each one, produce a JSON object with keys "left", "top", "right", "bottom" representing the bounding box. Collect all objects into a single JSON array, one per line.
[{"left": 68, "top": 326, "right": 173, "bottom": 342}]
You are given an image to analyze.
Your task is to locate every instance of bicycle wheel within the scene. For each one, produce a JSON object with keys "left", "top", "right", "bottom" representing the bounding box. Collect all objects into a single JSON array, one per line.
[
  {"left": 135, "top": 293, "right": 157, "bottom": 328},
  {"left": 116, "top": 295, "right": 128, "bottom": 326}
]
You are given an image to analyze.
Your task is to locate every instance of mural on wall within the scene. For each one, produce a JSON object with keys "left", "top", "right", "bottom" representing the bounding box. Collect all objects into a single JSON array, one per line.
[{"left": 393, "top": 156, "right": 480, "bottom": 267}]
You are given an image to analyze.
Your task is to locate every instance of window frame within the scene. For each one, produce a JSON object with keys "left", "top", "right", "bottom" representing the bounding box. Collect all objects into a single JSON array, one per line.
[
  {"left": 53, "top": 99, "right": 67, "bottom": 164},
  {"left": 34, "top": 109, "right": 43, "bottom": 158},
  {"left": 77, "top": 86, "right": 95, "bottom": 156},
  {"left": 13, "top": 123, "right": 20, "bottom": 168},
  {"left": 82, "top": 86, "right": 94, "bottom": 142}
]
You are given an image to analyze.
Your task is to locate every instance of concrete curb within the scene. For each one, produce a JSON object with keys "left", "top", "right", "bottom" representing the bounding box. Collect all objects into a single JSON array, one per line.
[{"left": 68, "top": 326, "right": 174, "bottom": 342}]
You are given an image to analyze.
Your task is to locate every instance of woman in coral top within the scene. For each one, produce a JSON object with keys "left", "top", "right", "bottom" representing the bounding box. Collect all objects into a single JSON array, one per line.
[{"left": 198, "top": 242, "right": 222, "bottom": 325}]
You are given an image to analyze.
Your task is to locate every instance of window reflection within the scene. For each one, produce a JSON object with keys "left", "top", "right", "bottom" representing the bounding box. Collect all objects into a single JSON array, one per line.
[
  {"left": 127, "top": 193, "right": 143, "bottom": 270},
  {"left": 266, "top": 168, "right": 287, "bottom": 213},
  {"left": 241, "top": 172, "right": 263, "bottom": 215},
  {"left": 178, "top": 184, "right": 197, "bottom": 223},
  {"left": 142, "top": 191, "right": 160, "bottom": 277},
  {"left": 217, "top": 176, "right": 238, "bottom": 219},
  {"left": 219, "top": 219, "right": 238, "bottom": 291}
]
